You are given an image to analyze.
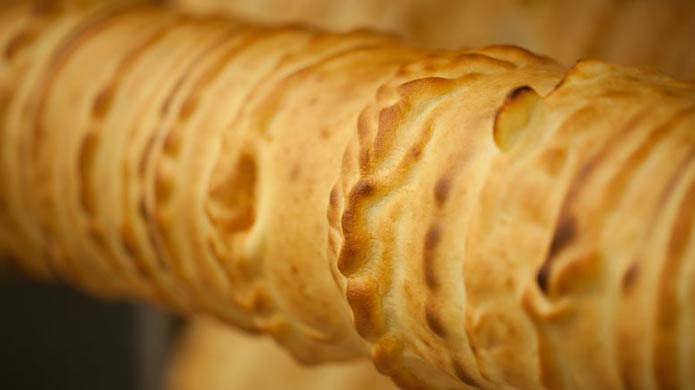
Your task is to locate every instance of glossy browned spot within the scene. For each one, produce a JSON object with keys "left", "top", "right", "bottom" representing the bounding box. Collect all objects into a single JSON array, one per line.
[
  {"left": 372, "top": 104, "right": 402, "bottom": 162},
  {"left": 319, "top": 127, "right": 331, "bottom": 139},
  {"left": 207, "top": 154, "right": 257, "bottom": 234},
  {"left": 289, "top": 164, "right": 301, "bottom": 180},
  {"left": 337, "top": 207, "right": 362, "bottom": 275},
  {"left": 78, "top": 130, "right": 98, "bottom": 214},
  {"left": 409, "top": 146, "right": 422, "bottom": 160},
  {"left": 622, "top": 263, "right": 639, "bottom": 292},
  {"left": 425, "top": 303, "right": 446, "bottom": 338},
  {"left": 537, "top": 213, "right": 577, "bottom": 293},
  {"left": 4, "top": 30, "right": 35, "bottom": 60},
  {"left": 434, "top": 174, "right": 451, "bottom": 207},
  {"left": 423, "top": 223, "right": 441, "bottom": 290},
  {"left": 452, "top": 360, "right": 483, "bottom": 388},
  {"left": 262, "top": 315, "right": 287, "bottom": 340},
  {"left": 338, "top": 180, "right": 376, "bottom": 272},
  {"left": 337, "top": 239, "right": 361, "bottom": 275},
  {"left": 397, "top": 76, "right": 444, "bottom": 95},
  {"left": 391, "top": 372, "right": 426, "bottom": 390},
  {"left": 251, "top": 288, "right": 274, "bottom": 314},
  {"left": 120, "top": 222, "right": 139, "bottom": 258},
  {"left": 351, "top": 179, "right": 375, "bottom": 198},
  {"left": 154, "top": 170, "right": 174, "bottom": 203},
  {"left": 507, "top": 85, "right": 532, "bottom": 100},
  {"left": 178, "top": 96, "right": 197, "bottom": 122},
  {"left": 346, "top": 278, "right": 384, "bottom": 339},
  {"left": 91, "top": 86, "right": 113, "bottom": 119},
  {"left": 127, "top": 249, "right": 151, "bottom": 279},
  {"left": 138, "top": 198, "right": 148, "bottom": 219},
  {"left": 540, "top": 148, "right": 567, "bottom": 177},
  {"left": 371, "top": 335, "right": 403, "bottom": 374},
  {"left": 163, "top": 130, "right": 181, "bottom": 156}
]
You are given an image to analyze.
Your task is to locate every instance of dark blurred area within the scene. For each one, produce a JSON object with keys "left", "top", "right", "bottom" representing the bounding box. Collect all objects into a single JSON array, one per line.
[{"left": 0, "top": 269, "right": 179, "bottom": 390}]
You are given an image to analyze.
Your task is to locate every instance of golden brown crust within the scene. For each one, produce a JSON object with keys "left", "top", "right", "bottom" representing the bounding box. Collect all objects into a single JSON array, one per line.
[
  {"left": 2, "top": 2, "right": 695, "bottom": 389},
  {"left": 332, "top": 56, "right": 695, "bottom": 388},
  {"left": 334, "top": 48, "right": 566, "bottom": 389}
]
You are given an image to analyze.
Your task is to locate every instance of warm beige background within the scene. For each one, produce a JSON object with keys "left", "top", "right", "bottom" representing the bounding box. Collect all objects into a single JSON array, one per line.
[
  {"left": 172, "top": 0, "right": 695, "bottom": 80},
  {"left": 167, "top": 317, "right": 398, "bottom": 390}
]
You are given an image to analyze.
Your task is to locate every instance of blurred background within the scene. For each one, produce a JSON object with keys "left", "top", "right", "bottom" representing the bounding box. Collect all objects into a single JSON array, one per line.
[
  {"left": 174, "top": 0, "right": 695, "bottom": 80},
  {"left": 0, "top": 264, "right": 396, "bottom": 390},
  {"left": 0, "top": 263, "right": 178, "bottom": 390}
]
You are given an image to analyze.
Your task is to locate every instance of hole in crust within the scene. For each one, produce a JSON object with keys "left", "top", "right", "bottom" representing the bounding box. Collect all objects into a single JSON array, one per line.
[
  {"left": 493, "top": 85, "right": 541, "bottom": 152},
  {"left": 206, "top": 154, "right": 257, "bottom": 234}
]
